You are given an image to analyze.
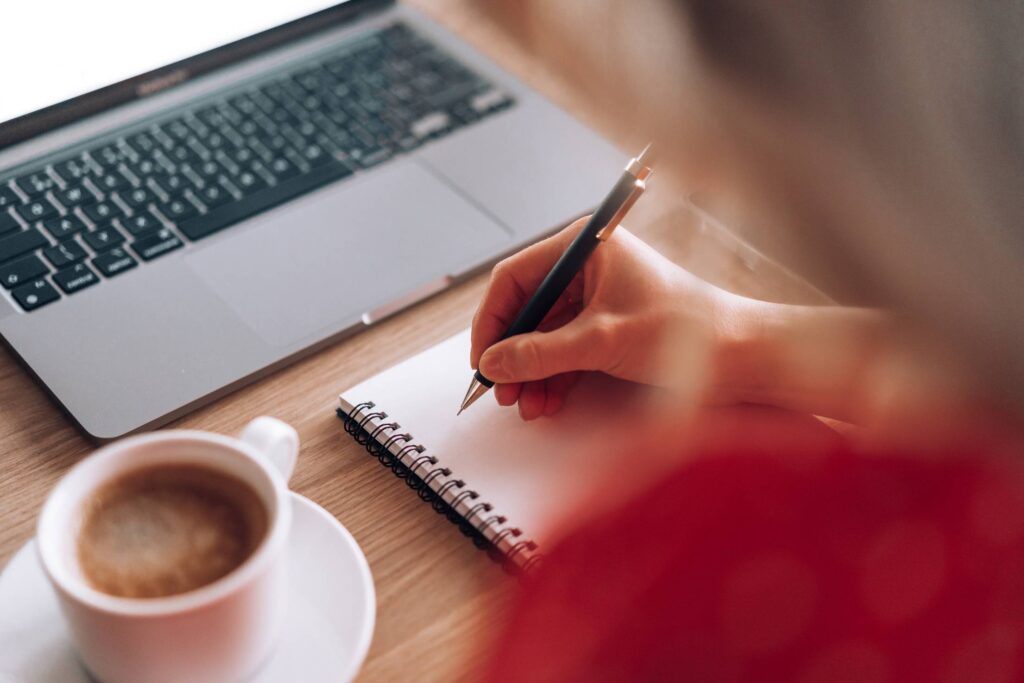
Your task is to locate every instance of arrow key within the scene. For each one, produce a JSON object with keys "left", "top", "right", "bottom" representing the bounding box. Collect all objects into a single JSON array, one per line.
[
  {"left": 121, "top": 211, "right": 162, "bottom": 237},
  {"left": 44, "top": 240, "right": 87, "bottom": 269},
  {"left": 92, "top": 247, "right": 138, "bottom": 278},
  {"left": 83, "top": 226, "right": 126, "bottom": 252}
]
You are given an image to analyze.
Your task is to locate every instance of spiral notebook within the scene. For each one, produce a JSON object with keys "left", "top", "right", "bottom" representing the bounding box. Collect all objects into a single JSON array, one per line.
[{"left": 336, "top": 329, "right": 638, "bottom": 574}]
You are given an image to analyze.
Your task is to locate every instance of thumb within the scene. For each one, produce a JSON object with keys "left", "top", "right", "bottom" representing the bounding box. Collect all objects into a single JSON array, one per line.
[{"left": 478, "top": 315, "right": 615, "bottom": 383}]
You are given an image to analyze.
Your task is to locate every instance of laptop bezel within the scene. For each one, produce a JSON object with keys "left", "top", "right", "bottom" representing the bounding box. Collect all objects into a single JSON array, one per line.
[{"left": 0, "top": 0, "right": 392, "bottom": 152}]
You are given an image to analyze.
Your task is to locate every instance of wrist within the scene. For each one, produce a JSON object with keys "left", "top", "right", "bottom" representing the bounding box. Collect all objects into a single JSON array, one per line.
[{"left": 708, "top": 293, "right": 780, "bottom": 406}]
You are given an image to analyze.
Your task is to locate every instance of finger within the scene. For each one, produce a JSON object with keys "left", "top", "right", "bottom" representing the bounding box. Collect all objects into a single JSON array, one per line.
[
  {"left": 475, "top": 274, "right": 584, "bottom": 377},
  {"left": 479, "top": 312, "right": 617, "bottom": 384},
  {"left": 518, "top": 380, "right": 547, "bottom": 421},
  {"left": 470, "top": 218, "right": 590, "bottom": 367},
  {"left": 543, "top": 372, "right": 581, "bottom": 416},
  {"left": 494, "top": 382, "right": 522, "bottom": 406}
]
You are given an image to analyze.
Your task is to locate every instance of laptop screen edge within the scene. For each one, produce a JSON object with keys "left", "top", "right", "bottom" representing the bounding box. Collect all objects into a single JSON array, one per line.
[{"left": 0, "top": 0, "right": 393, "bottom": 151}]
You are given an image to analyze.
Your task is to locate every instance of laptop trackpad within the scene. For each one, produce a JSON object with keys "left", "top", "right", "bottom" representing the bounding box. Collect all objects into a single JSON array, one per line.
[{"left": 186, "top": 160, "right": 511, "bottom": 348}]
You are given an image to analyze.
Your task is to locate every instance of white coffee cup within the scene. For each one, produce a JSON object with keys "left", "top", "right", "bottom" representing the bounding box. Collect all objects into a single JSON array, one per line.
[{"left": 36, "top": 416, "right": 299, "bottom": 683}]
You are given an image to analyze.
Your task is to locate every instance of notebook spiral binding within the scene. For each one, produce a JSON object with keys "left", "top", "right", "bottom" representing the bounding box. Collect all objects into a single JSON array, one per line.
[{"left": 338, "top": 401, "right": 543, "bottom": 576}]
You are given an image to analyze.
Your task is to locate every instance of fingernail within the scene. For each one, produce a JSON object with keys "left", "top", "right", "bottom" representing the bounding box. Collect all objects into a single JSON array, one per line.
[{"left": 480, "top": 350, "right": 505, "bottom": 379}]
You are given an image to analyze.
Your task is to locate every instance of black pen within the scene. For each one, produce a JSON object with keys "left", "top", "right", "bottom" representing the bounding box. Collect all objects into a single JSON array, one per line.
[{"left": 459, "top": 144, "right": 654, "bottom": 415}]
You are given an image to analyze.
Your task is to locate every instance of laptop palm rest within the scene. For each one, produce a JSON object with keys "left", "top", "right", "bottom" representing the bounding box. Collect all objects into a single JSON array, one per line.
[{"left": 186, "top": 159, "right": 511, "bottom": 348}]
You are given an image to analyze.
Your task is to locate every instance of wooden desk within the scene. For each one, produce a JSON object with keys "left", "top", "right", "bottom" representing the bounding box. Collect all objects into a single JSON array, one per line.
[{"left": 0, "top": 2, "right": 827, "bottom": 680}]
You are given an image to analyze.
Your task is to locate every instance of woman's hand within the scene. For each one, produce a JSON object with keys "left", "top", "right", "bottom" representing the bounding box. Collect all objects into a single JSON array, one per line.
[{"left": 470, "top": 217, "right": 730, "bottom": 420}]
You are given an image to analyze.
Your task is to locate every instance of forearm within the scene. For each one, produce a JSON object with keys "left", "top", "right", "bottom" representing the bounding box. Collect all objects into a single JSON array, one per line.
[{"left": 710, "top": 295, "right": 892, "bottom": 423}]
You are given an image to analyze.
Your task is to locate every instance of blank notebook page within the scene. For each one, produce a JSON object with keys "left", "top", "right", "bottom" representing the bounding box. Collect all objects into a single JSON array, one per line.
[{"left": 339, "top": 329, "right": 638, "bottom": 549}]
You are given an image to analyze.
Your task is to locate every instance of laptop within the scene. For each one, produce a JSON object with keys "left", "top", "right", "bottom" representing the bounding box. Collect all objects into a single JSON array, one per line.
[{"left": 0, "top": 1, "right": 621, "bottom": 440}]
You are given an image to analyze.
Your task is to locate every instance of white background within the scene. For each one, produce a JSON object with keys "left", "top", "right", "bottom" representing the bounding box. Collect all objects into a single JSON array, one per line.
[{"left": 1, "top": 1, "right": 347, "bottom": 124}]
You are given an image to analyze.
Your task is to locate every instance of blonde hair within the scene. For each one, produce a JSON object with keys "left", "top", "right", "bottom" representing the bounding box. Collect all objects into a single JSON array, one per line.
[{"left": 481, "top": 0, "right": 1024, "bottom": 412}]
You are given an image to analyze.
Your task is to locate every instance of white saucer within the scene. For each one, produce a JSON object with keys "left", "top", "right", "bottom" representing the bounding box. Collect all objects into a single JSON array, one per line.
[{"left": 0, "top": 493, "right": 375, "bottom": 683}]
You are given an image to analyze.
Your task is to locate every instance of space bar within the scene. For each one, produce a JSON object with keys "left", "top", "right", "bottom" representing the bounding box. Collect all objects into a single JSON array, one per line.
[{"left": 178, "top": 160, "right": 354, "bottom": 241}]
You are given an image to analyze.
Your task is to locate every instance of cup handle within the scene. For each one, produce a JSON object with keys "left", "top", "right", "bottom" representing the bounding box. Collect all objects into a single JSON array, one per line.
[{"left": 239, "top": 417, "right": 299, "bottom": 484}]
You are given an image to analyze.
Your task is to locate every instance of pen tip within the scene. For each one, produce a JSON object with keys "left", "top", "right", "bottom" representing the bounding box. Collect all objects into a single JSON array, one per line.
[
  {"left": 636, "top": 142, "right": 653, "bottom": 165},
  {"left": 458, "top": 377, "right": 490, "bottom": 415}
]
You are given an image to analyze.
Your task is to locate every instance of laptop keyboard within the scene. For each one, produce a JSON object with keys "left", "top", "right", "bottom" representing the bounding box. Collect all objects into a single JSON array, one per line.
[{"left": 0, "top": 23, "right": 514, "bottom": 312}]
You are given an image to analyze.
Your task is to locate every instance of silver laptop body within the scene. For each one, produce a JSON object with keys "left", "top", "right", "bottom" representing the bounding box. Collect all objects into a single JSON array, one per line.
[{"left": 0, "top": 1, "right": 621, "bottom": 440}]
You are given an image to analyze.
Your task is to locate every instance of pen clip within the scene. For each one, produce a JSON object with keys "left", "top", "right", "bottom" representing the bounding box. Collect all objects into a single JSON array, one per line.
[{"left": 596, "top": 172, "right": 649, "bottom": 241}]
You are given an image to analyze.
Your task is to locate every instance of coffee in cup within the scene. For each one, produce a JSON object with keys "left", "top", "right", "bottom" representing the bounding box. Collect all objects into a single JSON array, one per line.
[
  {"left": 37, "top": 417, "right": 299, "bottom": 683},
  {"left": 77, "top": 463, "right": 268, "bottom": 599}
]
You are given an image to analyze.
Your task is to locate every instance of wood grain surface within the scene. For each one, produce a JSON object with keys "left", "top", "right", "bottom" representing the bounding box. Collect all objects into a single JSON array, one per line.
[{"left": 0, "top": 2, "right": 828, "bottom": 680}]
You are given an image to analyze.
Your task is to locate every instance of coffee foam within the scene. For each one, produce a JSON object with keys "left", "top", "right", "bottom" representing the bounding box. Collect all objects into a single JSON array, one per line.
[{"left": 77, "top": 464, "right": 268, "bottom": 599}]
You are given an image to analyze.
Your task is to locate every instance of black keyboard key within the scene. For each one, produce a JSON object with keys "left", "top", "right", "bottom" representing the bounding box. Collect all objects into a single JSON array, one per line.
[
  {"left": 16, "top": 198, "right": 58, "bottom": 222},
  {"left": 277, "top": 124, "right": 307, "bottom": 149},
  {"left": 44, "top": 239, "right": 87, "bottom": 268},
  {"left": 259, "top": 82, "right": 289, "bottom": 105},
  {"left": 202, "top": 131, "right": 229, "bottom": 152},
  {"left": 153, "top": 175, "right": 190, "bottom": 196},
  {"left": 260, "top": 133, "right": 292, "bottom": 154},
  {"left": 121, "top": 211, "right": 162, "bottom": 236},
  {"left": 293, "top": 68, "right": 328, "bottom": 93},
  {"left": 196, "top": 106, "right": 227, "bottom": 129},
  {"left": 127, "top": 158, "right": 164, "bottom": 178},
  {"left": 92, "top": 247, "right": 138, "bottom": 278},
  {"left": 82, "top": 201, "right": 123, "bottom": 223},
  {"left": 164, "top": 119, "right": 192, "bottom": 141},
  {"left": 178, "top": 159, "right": 352, "bottom": 241},
  {"left": 54, "top": 158, "right": 94, "bottom": 183},
  {"left": 0, "top": 187, "right": 19, "bottom": 210},
  {"left": 245, "top": 135, "right": 278, "bottom": 163},
  {"left": 269, "top": 106, "right": 296, "bottom": 126},
  {"left": 0, "top": 254, "right": 48, "bottom": 289},
  {"left": 0, "top": 212, "right": 19, "bottom": 236},
  {"left": 177, "top": 163, "right": 206, "bottom": 188},
  {"left": 91, "top": 144, "right": 133, "bottom": 168},
  {"left": 0, "top": 227, "right": 47, "bottom": 263},
  {"left": 132, "top": 227, "right": 183, "bottom": 261},
  {"left": 167, "top": 144, "right": 198, "bottom": 164},
  {"left": 161, "top": 196, "right": 198, "bottom": 221},
  {"left": 185, "top": 119, "right": 210, "bottom": 138},
  {"left": 12, "top": 278, "right": 59, "bottom": 311},
  {"left": 301, "top": 143, "right": 330, "bottom": 167},
  {"left": 56, "top": 185, "right": 96, "bottom": 209},
  {"left": 184, "top": 136, "right": 211, "bottom": 159},
  {"left": 232, "top": 169, "right": 268, "bottom": 194},
  {"left": 128, "top": 131, "right": 159, "bottom": 155},
  {"left": 14, "top": 172, "right": 58, "bottom": 197},
  {"left": 225, "top": 146, "right": 257, "bottom": 168},
  {"left": 195, "top": 159, "right": 223, "bottom": 180},
  {"left": 83, "top": 226, "right": 126, "bottom": 252},
  {"left": 237, "top": 119, "right": 260, "bottom": 137},
  {"left": 95, "top": 170, "right": 130, "bottom": 193},
  {"left": 219, "top": 125, "right": 246, "bottom": 149},
  {"left": 195, "top": 183, "right": 232, "bottom": 210},
  {"left": 43, "top": 215, "right": 87, "bottom": 240},
  {"left": 294, "top": 120, "right": 320, "bottom": 141},
  {"left": 121, "top": 186, "right": 158, "bottom": 209},
  {"left": 53, "top": 262, "right": 99, "bottom": 294},
  {"left": 267, "top": 157, "right": 301, "bottom": 181},
  {"left": 214, "top": 151, "right": 240, "bottom": 177}
]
